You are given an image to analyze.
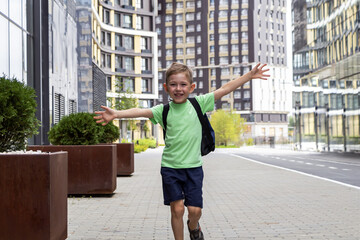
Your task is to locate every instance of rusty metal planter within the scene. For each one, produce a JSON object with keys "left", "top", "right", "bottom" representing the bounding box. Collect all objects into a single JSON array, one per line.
[
  {"left": 0, "top": 152, "right": 68, "bottom": 240},
  {"left": 115, "top": 143, "right": 134, "bottom": 176},
  {"left": 28, "top": 145, "right": 117, "bottom": 195}
]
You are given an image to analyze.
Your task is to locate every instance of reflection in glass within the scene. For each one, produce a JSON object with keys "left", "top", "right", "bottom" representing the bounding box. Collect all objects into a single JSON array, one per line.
[
  {"left": 10, "top": 22, "right": 23, "bottom": 81},
  {"left": 9, "top": 0, "right": 22, "bottom": 27},
  {"left": 0, "top": 16, "right": 9, "bottom": 76}
]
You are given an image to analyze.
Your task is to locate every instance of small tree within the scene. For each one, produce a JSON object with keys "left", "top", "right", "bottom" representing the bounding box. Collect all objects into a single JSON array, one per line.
[
  {"left": 0, "top": 76, "right": 40, "bottom": 152},
  {"left": 210, "top": 109, "right": 246, "bottom": 146},
  {"left": 111, "top": 77, "right": 138, "bottom": 140}
]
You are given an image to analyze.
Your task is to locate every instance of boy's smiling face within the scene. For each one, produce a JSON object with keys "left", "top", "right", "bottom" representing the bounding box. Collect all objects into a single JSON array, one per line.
[{"left": 164, "top": 73, "right": 195, "bottom": 104}]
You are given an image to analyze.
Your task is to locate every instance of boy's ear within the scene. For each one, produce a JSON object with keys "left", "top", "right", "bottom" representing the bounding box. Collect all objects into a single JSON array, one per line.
[
  {"left": 190, "top": 83, "right": 196, "bottom": 93},
  {"left": 163, "top": 83, "right": 168, "bottom": 93}
]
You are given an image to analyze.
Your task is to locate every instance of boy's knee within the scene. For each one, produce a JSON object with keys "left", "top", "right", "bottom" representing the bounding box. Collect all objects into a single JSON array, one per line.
[
  {"left": 170, "top": 200, "right": 185, "bottom": 218},
  {"left": 187, "top": 206, "right": 202, "bottom": 219}
]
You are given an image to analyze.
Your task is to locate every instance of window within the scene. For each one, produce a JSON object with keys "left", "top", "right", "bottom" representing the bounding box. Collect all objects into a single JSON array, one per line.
[
  {"left": 142, "top": 79, "right": 152, "bottom": 93},
  {"left": 186, "top": 1, "right": 195, "bottom": 8},
  {"left": 234, "top": 91, "right": 241, "bottom": 99},
  {"left": 186, "top": 47, "right": 195, "bottom": 55},
  {"left": 186, "top": 59, "right": 195, "bottom": 66},
  {"left": 186, "top": 24, "right": 195, "bottom": 32},
  {"left": 124, "top": 35, "right": 134, "bottom": 49},
  {"left": 186, "top": 13, "right": 195, "bottom": 21},
  {"left": 141, "top": 58, "right": 150, "bottom": 71},
  {"left": 244, "top": 90, "right": 250, "bottom": 98},
  {"left": 121, "top": 77, "right": 135, "bottom": 92},
  {"left": 219, "top": 33, "right": 228, "bottom": 40},
  {"left": 114, "top": 13, "right": 120, "bottom": 27},
  {"left": 106, "top": 76, "right": 112, "bottom": 91},
  {"left": 219, "top": 45, "right": 228, "bottom": 52},
  {"left": 176, "top": 26, "right": 183, "bottom": 32},
  {"left": 115, "top": 34, "right": 122, "bottom": 49},
  {"left": 231, "top": 56, "right": 239, "bottom": 63},
  {"left": 176, "top": 37, "right": 183, "bottom": 43},
  {"left": 104, "top": 9, "right": 110, "bottom": 24},
  {"left": 176, "top": 14, "right": 183, "bottom": 21},
  {"left": 231, "top": 32, "right": 239, "bottom": 39},
  {"left": 136, "top": 16, "right": 143, "bottom": 29},
  {"left": 115, "top": 55, "right": 122, "bottom": 69},
  {"left": 220, "top": 57, "right": 228, "bottom": 64},
  {"left": 124, "top": 56, "right": 134, "bottom": 70},
  {"left": 136, "top": 0, "right": 142, "bottom": 8},
  {"left": 219, "top": 10, "right": 228, "bottom": 18},
  {"left": 186, "top": 36, "right": 195, "bottom": 43},
  {"left": 165, "top": 15, "right": 172, "bottom": 22},
  {"left": 106, "top": 54, "right": 111, "bottom": 68},
  {"left": 123, "top": 14, "right": 132, "bottom": 28},
  {"left": 231, "top": 21, "right": 238, "bottom": 28},
  {"left": 166, "top": 27, "right": 172, "bottom": 33},
  {"left": 221, "top": 68, "right": 230, "bottom": 75},
  {"left": 141, "top": 37, "right": 149, "bottom": 50}
]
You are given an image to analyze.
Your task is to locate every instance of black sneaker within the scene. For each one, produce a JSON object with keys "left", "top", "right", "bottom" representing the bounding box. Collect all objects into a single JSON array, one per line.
[{"left": 187, "top": 220, "right": 204, "bottom": 240}]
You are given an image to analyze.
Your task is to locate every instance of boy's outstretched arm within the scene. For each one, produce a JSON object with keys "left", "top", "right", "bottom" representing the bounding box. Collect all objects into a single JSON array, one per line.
[
  {"left": 213, "top": 63, "right": 270, "bottom": 101},
  {"left": 94, "top": 106, "right": 153, "bottom": 125}
]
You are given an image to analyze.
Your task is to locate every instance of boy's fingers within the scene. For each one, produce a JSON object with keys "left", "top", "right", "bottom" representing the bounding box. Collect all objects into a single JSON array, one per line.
[
  {"left": 93, "top": 115, "right": 102, "bottom": 119},
  {"left": 96, "top": 119, "right": 104, "bottom": 124}
]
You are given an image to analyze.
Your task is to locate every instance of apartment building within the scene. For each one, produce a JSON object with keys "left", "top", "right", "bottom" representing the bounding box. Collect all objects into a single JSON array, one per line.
[
  {"left": 91, "top": 0, "right": 158, "bottom": 140},
  {"left": 292, "top": 0, "right": 360, "bottom": 151},
  {"left": 156, "top": 0, "right": 292, "bottom": 144}
]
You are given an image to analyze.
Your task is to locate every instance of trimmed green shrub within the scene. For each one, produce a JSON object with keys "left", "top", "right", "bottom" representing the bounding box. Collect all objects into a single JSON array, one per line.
[
  {"left": 48, "top": 112, "right": 119, "bottom": 145},
  {"left": 137, "top": 138, "right": 156, "bottom": 148},
  {"left": 0, "top": 76, "right": 40, "bottom": 152},
  {"left": 134, "top": 144, "right": 148, "bottom": 153},
  {"left": 98, "top": 122, "right": 120, "bottom": 143}
]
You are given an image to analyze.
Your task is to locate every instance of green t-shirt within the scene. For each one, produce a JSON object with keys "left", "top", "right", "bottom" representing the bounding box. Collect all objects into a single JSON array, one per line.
[{"left": 150, "top": 93, "right": 215, "bottom": 169}]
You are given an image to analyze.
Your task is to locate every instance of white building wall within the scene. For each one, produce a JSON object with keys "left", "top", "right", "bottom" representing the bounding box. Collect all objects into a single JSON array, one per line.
[{"left": 49, "top": 0, "right": 78, "bottom": 121}]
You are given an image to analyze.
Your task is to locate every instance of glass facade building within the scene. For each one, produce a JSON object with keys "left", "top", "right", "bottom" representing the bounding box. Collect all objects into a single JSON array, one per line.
[{"left": 292, "top": 0, "right": 360, "bottom": 151}]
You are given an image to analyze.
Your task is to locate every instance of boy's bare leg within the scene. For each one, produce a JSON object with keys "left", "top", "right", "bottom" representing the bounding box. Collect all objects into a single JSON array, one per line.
[
  {"left": 170, "top": 200, "right": 185, "bottom": 240},
  {"left": 187, "top": 206, "right": 202, "bottom": 230}
]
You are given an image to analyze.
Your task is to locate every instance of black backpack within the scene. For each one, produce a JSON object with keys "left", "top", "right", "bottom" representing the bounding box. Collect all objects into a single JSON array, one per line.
[{"left": 162, "top": 98, "right": 215, "bottom": 156}]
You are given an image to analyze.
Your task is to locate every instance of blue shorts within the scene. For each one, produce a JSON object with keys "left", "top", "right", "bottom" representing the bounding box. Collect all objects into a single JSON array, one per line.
[{"left": 160, "top": 166, "right": 204, "bottom": 208}]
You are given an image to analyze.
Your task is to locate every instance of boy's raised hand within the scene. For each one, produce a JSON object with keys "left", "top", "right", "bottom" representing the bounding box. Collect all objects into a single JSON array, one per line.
[
  {"left": 94, "top": 106, "right": 116, "bottom": 126},
  {"left": 250, "top": 63, "right": 270, "bottom": 80}
]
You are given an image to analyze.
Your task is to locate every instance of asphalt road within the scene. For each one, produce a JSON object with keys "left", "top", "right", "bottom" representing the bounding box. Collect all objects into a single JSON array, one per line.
[{"left": 226, "top": 147, "right": 360, "bottom": 188}]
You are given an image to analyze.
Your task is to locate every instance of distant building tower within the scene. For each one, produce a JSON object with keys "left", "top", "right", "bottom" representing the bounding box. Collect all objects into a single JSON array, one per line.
[
  {"left": 89, "top": 0, "right": 158, "bottom": 140},
  {"left": 156, "top": 0, "right": 292, "bottom": 144}
]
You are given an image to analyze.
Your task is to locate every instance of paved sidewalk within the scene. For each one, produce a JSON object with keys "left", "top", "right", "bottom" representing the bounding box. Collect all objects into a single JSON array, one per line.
[{"left": 67, "top": 147, "right": 360, "bottom": 240}]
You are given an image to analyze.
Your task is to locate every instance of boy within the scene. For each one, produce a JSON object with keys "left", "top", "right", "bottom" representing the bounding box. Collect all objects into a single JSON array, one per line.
[{"left": 94, "top": 62, "right": 269, "bottom": 240}]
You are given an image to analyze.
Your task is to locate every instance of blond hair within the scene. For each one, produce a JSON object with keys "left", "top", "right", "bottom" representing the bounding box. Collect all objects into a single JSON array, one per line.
[{"left": 165, "top": 62, "right": 193, "bottom": 84}]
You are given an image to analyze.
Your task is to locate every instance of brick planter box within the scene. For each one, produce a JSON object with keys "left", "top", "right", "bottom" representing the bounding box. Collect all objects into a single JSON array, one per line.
[
  {"left": 28, "top": 145, "right": 116, "bottom": 195},
  {"left": 0, "top": 152, "right": 68, "bottom": 240},
  {"left": 115, "top": 143, "right": 134, "bottom": 176}
]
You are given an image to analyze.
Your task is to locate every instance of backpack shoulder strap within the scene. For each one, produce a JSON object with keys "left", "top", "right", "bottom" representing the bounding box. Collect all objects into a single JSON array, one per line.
[
  {"left": 162, "top": 103, "right": 170, "bottom": 139},
  {"left": 188, "top": 98, "right": 203, "bottom": 120}
]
